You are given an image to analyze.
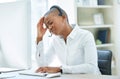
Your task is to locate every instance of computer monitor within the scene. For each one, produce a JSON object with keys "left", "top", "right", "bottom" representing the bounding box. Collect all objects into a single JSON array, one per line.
[{"left": 0, "top": 1, "right": 31, "bottom": 69}]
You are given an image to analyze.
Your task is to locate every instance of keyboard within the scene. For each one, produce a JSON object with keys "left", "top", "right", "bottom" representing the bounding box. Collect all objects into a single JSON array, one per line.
[
  {"left": 19, "top": 71, "right": 61, "bottom": 78},
  {"left": 19, "top": 71, "right": 47, "bottom": 77}
]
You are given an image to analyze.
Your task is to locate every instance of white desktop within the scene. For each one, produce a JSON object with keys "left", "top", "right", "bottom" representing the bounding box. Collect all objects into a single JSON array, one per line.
[{"left": 0, "top": 1, "right": 31, "bottom": 69}]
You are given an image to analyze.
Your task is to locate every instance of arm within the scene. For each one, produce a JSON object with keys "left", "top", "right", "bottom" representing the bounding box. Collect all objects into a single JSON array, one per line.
[
  {"left": 36, "top": 17, "right": 47, "bottom": 44},
  {"left": 36, "top": 17, "right": 46, "bottom": 66},
  {"left": 61, "top": 32, "right": 99, "bottom": 74},
  {"left": 36, "top": 17, "right": 55, "bottom": 68},
  {"left": 36, "top": 37, "right": 58, "bottom": 73}
]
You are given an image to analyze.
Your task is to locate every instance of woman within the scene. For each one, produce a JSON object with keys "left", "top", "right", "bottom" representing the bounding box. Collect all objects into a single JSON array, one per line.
[{"left": 35, "top": 5, "right": 101, "bottom": 74}]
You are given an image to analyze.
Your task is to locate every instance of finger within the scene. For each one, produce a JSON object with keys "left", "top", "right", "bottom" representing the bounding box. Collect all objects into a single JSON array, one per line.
[
  {"left": 39, "top": 17, "right": 44, "bottom": 24},
  {"left": 35, "top": 67, "right": 42, "bottom": 73},
  {"left": 40, "top": 69, "right": 46, "bottom": 73},
  {"left": 37, "top": 23, "right": 47, "bottom": 33},
  {"left": 35, "top": 68, "right": 40, "bottom": 73},
  {"left": 37, "top": 17, "right": 44, "bottom": 27}
]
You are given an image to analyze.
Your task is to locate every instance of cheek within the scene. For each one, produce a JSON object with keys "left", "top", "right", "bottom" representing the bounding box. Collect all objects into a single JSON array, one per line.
[
  {"left": 53, "top": 20, "right": 64, "bottom": 31},
  {"left": 53, "top": 22, "right": 60, "bottom": 29}
]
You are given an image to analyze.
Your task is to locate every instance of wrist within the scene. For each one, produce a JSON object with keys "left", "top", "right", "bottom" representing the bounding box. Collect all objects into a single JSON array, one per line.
[
  {"left": 60, "top": 69, "right": 63, "bottom": 73},
  {"left": 59, "top": 66, "right": 63, "bottom": 73},
  {"left": 36, "top": 37, "right": 42, "bottom": 45}
]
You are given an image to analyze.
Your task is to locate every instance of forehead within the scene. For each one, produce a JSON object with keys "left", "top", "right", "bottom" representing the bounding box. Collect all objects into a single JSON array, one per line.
[
  {"left": 44, "top": 9, "right": 59, "bottom": 21},
  {"left": 44, "top": 13, "right": 57, "bottom": 23}
]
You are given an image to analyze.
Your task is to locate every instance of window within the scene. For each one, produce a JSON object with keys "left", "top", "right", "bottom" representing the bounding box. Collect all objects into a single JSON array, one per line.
[{"left": 31, "top": 0, "right": 48, "bottom": 66}]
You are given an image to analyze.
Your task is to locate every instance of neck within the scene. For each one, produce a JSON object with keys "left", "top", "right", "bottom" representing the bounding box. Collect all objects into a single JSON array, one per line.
[{"left": 61, "top": 24, "right": 72, "bottom": 42}]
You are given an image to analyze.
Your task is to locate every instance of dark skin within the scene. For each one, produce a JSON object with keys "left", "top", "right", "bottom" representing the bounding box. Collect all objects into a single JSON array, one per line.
[
  {"left": 36, "top": 10, "right": 72, "bottom": 73},
  {"left": 36, "top": 67, "right": 61, "bottom": 73}
]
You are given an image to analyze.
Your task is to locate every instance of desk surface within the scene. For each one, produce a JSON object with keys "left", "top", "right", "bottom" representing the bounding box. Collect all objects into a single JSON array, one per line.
[
  {"left": 57, "top": 74, "right": 120, "bottom": 79},
  {"left": 5, "top": 73, "right": 119, "bottom": 79}
]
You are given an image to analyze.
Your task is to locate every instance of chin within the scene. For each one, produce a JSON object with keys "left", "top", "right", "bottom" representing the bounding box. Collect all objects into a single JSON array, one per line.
[
  {"left": 53, "top": 32, "right": 60, "bottom": 36},
  {"left": 54, "top": 34, "right": 58, "bottom": 36},
  {"left": 53, "top": 32, "right": 58, "bottom": 35}
]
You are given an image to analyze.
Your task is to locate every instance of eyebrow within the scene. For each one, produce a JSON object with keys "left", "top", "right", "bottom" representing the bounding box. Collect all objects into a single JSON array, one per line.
[
  {"left": 47, "top": 20, "right": 50, "bottom": 24},
  {"left": 44, "top": 19, "right": 50, "bottom": 28},
  {"left": 46, "top": 20, "right": 52, "bottom": 25}
]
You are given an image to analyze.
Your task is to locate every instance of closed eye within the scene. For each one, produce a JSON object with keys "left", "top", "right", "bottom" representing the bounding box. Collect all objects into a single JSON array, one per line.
[{"left": 49, "top": 22, "right": 53, "bottom": 25}]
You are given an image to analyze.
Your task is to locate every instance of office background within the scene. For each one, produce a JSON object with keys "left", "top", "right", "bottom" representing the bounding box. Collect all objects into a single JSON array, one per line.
[{"left": 0, "top": 0, "right": 120, "bottom": 75}]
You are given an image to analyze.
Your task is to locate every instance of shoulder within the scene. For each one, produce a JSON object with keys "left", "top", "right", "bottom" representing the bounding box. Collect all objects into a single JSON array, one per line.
[{"left": 74, "top": 25, "right": 93, "bottom": 37}]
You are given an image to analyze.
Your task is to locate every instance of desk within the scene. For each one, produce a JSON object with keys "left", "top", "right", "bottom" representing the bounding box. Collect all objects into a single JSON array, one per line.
[
  {"left": 6, "top": 73, "right": 119, "bottom": 79},
  {"left": 57, "top": 74, "right": 120, "bottom": 79}
]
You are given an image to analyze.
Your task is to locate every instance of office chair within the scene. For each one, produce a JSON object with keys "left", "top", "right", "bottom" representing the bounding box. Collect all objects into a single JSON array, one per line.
[{"left": 97, "top": 50, "right": 112, "bottom": 75}]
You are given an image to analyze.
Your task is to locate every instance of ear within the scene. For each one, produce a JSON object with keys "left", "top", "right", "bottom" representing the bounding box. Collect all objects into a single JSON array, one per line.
[
  {"left": 62, "top": 15, "right": 66, "bottom": 19},
  {"left": 61, "top": 15, "right": 67, "bottom": 22}
]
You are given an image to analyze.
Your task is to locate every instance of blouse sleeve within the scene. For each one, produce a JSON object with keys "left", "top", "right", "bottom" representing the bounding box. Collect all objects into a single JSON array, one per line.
[{"left": 36, "top": 36, "right": 55, "bottom": 67}]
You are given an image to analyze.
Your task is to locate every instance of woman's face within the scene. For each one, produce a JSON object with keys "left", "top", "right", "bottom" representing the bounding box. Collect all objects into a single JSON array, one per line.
[{"left": 44, "top": 13, "right": 66, "bottom": 35}]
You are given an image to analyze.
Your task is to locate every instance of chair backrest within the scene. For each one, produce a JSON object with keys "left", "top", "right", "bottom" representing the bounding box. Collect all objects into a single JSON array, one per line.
[{"left": 97, "top": 50, "right": 112, "bottom": 75}]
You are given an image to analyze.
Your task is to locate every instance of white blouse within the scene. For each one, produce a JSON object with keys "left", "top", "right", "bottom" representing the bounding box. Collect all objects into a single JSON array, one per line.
[{"left": 36, "top": 25, "right": 101, "bottom": 74}]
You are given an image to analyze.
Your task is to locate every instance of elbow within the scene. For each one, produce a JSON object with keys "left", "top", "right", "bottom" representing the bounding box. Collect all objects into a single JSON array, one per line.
[{"left": 86, "top": 64, "right": 98, "bottom": 74}]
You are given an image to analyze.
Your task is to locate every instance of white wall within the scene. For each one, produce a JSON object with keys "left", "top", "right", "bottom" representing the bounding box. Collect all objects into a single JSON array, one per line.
[{"left": 113, "top": 0, "right": 120, "bottom": 75}]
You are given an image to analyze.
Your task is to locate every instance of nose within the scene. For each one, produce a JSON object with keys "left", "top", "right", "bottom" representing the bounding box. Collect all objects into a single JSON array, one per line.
[{"left": 48, "top": 25, "right": 52, "bottom": 30}]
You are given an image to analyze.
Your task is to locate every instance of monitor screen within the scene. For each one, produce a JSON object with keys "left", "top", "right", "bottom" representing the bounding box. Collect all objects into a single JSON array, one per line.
[{"left": 0, "top": 1, "right": 31, "bottom": 69}]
